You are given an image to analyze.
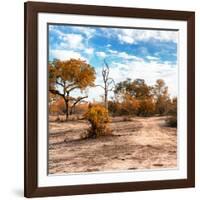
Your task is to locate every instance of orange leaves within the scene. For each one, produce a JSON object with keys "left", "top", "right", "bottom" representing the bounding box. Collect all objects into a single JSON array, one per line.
[
  {"left": 137, "top": 99, "right": 155, "bottom": 117},
  {"left": 84, "top": 104, "right": 110, "bottom": 138},
  {"left": 121, "top": 94, "right": 140, "bottom": 115},
  {"left": 85, "top": 104, "right": 110, "bottom": 126},
  {"left": 49, "top": 97, "right": 65, "bottom": 114},
  {"left": 50, "top": 59, "right": 96, "bottom": 90},
  {"left": 108, "top": 95, "right": 154, "bottom": 117}
]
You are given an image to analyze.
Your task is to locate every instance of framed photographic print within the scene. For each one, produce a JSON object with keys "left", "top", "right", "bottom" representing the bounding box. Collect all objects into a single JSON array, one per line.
[{"left": 24, "top": 1, "right": 195, "bottom": 197}]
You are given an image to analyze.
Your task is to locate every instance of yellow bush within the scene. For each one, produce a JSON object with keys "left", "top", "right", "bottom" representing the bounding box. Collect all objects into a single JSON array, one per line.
[{"left": 84, "top": 104, "right": 110, "bottom": 138}]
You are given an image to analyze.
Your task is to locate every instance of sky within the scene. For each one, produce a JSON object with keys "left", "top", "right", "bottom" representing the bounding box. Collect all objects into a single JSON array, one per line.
[{"left": 48, "top": 24, "right": 178, "bottom": 101}]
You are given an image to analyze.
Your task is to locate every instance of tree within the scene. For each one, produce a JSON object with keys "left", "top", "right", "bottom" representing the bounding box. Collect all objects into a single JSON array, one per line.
[
  {"left": 49, "top": 59, "right": 96, "bottom": 120},
  {"left": 114, "top": 78, "right": 152, "bottom": 100},
  {"left": 121, "top": 93, "right": 140, "bottom": 115},
  {"left": 153, "top": 79, "right": 170, "bottom": 115},
  {"left": 129, "top": 79, "right": 153, "bottom": 99},
  {"left": 97, "top": 60, "right": 115, "bottom": 109},
  {"left": 114, "top": 78, "right": 132, "bottom": 101},
  {"left": 137, "top": 99, "right": 155, "bottom": 116}
]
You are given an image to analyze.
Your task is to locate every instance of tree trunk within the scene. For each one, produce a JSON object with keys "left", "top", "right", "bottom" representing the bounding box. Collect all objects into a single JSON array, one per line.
[
  {"left": 105, "top": 94, "right": 108, "bottom": 109},
  {"left": 104, "top": 87, "right": 108, "bottom": 110},
  {"left": 70, "top": 105, "right": 75, "bottom": 115},
  {"left": 65, "top": 99, "right": 69, "bottom": 120},
  {"left": 65, "top": 92, "right": 70, "bottom": 121}
]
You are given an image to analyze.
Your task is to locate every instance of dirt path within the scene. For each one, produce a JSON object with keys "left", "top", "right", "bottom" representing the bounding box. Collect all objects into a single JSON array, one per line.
[
  {"left": 48, "top": 116, "right": 177, "bottom": 174},
  {"left": 134, "top": 117, "right": 176, "bottom": 146}
]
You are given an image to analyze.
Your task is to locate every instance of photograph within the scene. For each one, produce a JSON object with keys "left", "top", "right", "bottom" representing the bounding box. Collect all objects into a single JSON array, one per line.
[
  {"left": 48, "top": 24, "right": 178, "bottom": 175},
  {"left": 25, "top": 2, "right": 195, "bottom": 197}
]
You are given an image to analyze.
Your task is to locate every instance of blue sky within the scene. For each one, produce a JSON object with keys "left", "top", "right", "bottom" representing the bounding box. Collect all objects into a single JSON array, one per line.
[{"left": 49, "top": 24, "right": 178, "bottom": 101}]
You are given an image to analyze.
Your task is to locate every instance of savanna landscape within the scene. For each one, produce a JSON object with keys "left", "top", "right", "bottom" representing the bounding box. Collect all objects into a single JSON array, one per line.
[{"left": 48, "top": 25, "right": 178, "bottom": 174}]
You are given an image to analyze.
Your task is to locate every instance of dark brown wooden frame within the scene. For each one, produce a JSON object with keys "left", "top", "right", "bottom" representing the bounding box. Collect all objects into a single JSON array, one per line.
[{"left": 24, "top": 1, "right": 195, "bottom": 198}]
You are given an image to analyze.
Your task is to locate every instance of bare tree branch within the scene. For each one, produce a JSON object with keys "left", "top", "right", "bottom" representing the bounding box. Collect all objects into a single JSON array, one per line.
[
  {"left": 65, "top": 82, "right": 76, "bottom": 90},
  {"left": 94, "top": 84, "right": 104, "bottom": 89},
  {"left": 68, "top": 86, "right": 79, "bottom": 92},
  {"left": 49, "top": 89, "right": 64, "bottom": 97},
  {"left": 70, "top": 96, "right": 88, "bottom": 115},
  {"left": 56, "top": 80, "right": 64, "bottom": 87}
]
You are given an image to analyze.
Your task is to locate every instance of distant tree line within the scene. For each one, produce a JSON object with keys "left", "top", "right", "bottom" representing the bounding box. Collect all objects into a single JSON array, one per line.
[{"left": 109, "top": 78, "right": 177, "bottom": 118}]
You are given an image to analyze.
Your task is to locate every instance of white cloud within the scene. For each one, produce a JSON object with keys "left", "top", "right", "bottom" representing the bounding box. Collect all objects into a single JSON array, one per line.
[
  {"left": 146, "top": 56, "right": 159, "bottom": 61},
  {"left": 62, "top": 34, "right": 83, "bottom": 49},
  {"left": 108, "top": 49, "right": 144, "bottom": 62},
  {"left": 49, "top": 27, "right": 84, "bottom": 49},
  {"left": 50, "top": 26, "right": 96, "bottom": 53},
  {"left": 118, "top": 52, "right": 144, "bottom": 62},
  {"left": 99, "top": 28, "right": 113, "bottom": 38},
  {"left": 113, "top": 29, "right": 178, "bottom": 44},
  {"left": 50, "top": 49, "right": 88, "bottom": 62},
  {"left": 71, "top": 26, "right": 96, "bottom": 39},
  {"left": 118, "top": 34, "right": 135, "bottom": 44},
  {"left": 96, "top": 51, "right": 107, "bottom": 58},
  {"left": 108, "top": 49, "right": 118, "bottom": 54},
  {"left": 50, "top": 25, "right": 96, "bottom": 51},
  {"left": 85, "top": 48, "right": 94, "bottom": 55}
]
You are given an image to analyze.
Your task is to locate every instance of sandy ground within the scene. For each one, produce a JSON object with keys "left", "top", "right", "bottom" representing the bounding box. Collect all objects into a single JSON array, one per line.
[{"left": 48, "top": 116, "right": 177, "bottom": 174}]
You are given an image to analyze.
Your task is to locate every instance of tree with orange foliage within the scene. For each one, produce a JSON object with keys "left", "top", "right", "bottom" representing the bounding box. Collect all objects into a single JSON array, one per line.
[
  {"left": 49, "top": 59, "right": 96, "bottom": 120},
  {"left": 137, "top": 99, "right": 155, "bottom": 116},
  {"left": 153, "top": 79, "right": 170, "bottom": 115},
  {"left": 121, "top": 94, "right": 140, "bottom": 115},
  {"left": 114, "top": 78, "right": 154, "bottom": 116}
]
